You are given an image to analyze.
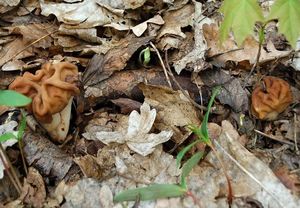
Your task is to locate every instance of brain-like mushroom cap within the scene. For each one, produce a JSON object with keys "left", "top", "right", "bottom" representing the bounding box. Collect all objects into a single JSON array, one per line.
[
  {"left": 251, "top": 76, "right": 293, "bottom": 120},
  {"left": 9, "top": 62, "right": 80, "bottom": 123}
]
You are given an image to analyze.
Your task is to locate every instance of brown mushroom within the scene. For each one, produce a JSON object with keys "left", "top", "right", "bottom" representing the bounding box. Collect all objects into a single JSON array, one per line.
[
  {"left": 9, "top": 62, "right": 80, "bottom": 142},
  {"left": 251, "top": 76, "right": 293, "bottom": 120}
]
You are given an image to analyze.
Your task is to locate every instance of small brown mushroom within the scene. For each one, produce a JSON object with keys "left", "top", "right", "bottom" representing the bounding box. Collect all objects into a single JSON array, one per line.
[
  {"left": 9, "top": 62, "right": 80, "bottom": 142},
  {"left": 251, "top": 76, "right": 293, "bottom": 120}
]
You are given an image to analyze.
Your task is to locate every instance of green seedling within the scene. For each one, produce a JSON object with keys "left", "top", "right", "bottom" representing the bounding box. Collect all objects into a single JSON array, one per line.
[
  {"left": 139, "top": 47, "right": 151, "bottom": 66},
  {"left": 0, "top": 90, "right": 31, "bottom": 194},
  {"left": 114, "top": 87, "right": 224, "bottom": 205},
  {"left": 219, "top": 0, "right": 300, "bottom": 48}
]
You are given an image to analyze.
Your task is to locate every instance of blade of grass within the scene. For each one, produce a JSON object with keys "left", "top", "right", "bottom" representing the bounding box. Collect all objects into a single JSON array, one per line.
[
  {"left": 114, "top": 184, "right": 186, "bottom": 202},
  {"left": 176, "top": 140, "right": 200, "bottom": 168},
  {"left": 200, "top": 86, "right": 221, "bottom": 142},
  {"left": 180, "top": 151, "right": 204, "bottom": 188}
]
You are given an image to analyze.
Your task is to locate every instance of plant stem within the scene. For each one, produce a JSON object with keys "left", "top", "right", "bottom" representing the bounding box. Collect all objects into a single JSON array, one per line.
[
  {"left": 243, "top": 25, "right": 265, "bottom": 88},
  {"left": 209, "top": 143, "right": 233, "bottom": 206},
  {"left": 0, "top": 143, "right": 22, "bottom": 194}
]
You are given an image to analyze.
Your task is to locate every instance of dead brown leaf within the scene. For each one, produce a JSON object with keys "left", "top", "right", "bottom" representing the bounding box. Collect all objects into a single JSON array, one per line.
[
  {"left": 19, "top": 168, "right": 46, "bottom": 208},
  {"left": 203, "top": 23, "right": 291, "bottom": 69}
]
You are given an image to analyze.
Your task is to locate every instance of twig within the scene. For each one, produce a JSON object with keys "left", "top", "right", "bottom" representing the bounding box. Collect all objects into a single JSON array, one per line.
[
  {"left": 149, "top": 42, "right": 172, "bottom": 89},
  {"left": 0, "top": 143, "right": 22, "bottom": 194},
  {"left": 242, "top": 41, "right": 262, "bottom": 88},
  {"left": 294, "top": 114, "right": 299, "bottom": 154},
  {"left": 214, "top": 135, "right": 284, "bottom": 208},
  {"left": 164, "top": 50, "right": 207, "bottom": 111},
  {"left": 254, "top": 129, "right": 297, "bottom": 147}
]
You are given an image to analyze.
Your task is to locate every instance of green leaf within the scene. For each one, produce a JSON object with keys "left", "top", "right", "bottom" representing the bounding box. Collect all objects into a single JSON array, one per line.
[
  {"left": 0, "top": 133, "right": 17, "bottom": 142},
  {"left": 0, "top": 90, "right": 31, "bottom": 107},
  {"left": 139, "top": 47, "right": 151, "bottom": 66},
  {"left": 219, "top": 0, "right": 264, "bottom": 45},
  {"left": 176, "top": 140, "right": 200, "bottom": 168},
  {"left": 200, "top": 86, "right": 221, "bottom": 143},
  {"left": 180, "top": 151, "right": 203, "bottom": 187},
  {"left": 114, "top": 184, "right": 186, "bottom": 202},
  {"left": 268, "top": 0, "right": 300, "bottom": 48}
]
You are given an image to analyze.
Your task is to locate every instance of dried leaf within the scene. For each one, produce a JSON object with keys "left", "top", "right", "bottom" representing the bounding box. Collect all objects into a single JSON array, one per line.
[
  {"left": 203, "top": 23, "right": 291, "bottom": 68},
  {"left": 96, "top": 102, "right": 173, "bottom": 156},
  {"left": 132, "top": 15, "right": 164, "bottom": 37}
]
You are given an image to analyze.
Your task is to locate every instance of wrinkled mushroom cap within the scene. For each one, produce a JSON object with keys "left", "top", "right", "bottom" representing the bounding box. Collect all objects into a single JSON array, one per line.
[
  {"left": 9, "top": 62, "right": 80, "bottom": 123},
  {"left": 251, "top": 76, "right": 293, "bottom": 120}
]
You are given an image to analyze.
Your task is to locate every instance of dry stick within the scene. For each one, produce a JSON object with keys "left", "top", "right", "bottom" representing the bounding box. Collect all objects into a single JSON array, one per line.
[
  {"left": 254, "top": 129, "right": 297, "bottom": 147},
  {"left": 0, "top": 144, "right": 22, "bottom": 194},
  {"left": 209, "top": 144, "right": 233, "bottom": 206},
  {"left": 149, "top": 42, "right": 173, "bottom": 89},
  {"left": 18, "top": 139, "right": 28, "bottom": 175},
  {"left": 214, "top": 135, "right": 285, "bottom": 208},
  {"left": 164, "top": 50, "right": 207, "bottom": 111},
  {"left": 242, "top": 40, "right": 262, "bottom": 89},
  {"left": 293, "top": 113, "right": 299, "bottom": 154},
  {"left": 3, "top": 30, "right": 58, "bottom": 67}
]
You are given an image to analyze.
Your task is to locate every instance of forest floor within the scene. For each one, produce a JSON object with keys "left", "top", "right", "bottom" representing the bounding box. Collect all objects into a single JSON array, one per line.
[{"left": 0, "top": 1, "right": 300, "bottom": 208}]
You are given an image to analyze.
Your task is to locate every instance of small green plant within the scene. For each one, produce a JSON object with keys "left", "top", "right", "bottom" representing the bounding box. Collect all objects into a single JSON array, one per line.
[
  {"left": 139, "top": 47, "right": 151, "bottom": 66},
  {"left": 114, "top": 87, "right": 222, "bottom": 205},
  {"left": 219, "top": 0, "right": 300, "bottom": 48},
  {"left": 0, "top": 89, "right": 31, "bottom": 194}
]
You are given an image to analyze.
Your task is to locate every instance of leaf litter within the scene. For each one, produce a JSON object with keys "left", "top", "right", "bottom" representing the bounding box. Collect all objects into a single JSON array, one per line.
[{"left": 1, "top": 0, "right": 300, "bottom": 207}]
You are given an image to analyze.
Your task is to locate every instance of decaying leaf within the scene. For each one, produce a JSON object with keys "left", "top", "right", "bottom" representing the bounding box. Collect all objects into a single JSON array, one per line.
[
  {"left": 40, "top": 0, "right": 131, "bottom": 29},
  {"left": 62, "top": 178, "right": 114, "bottom": 208},
  {"left": 157, "top": 4, "right": 194, "bottom": 50},
  {"left": 172, "top": 1, "right": 213, "bottom": 74},
  {"left": 139, "top": 83, "right": 200, "bottom": 144},
  {"left": 200, "top": 69, "right": 249, "bottom": 112},
  {"left": 82, "top": 36, "right": 153, "bottom": 87},
  {"left": 96, "top": 102, "right": 173, "bottom": 156},
  {"left": 20, "top": 168, "right": 46, "bottom": 208},
  {"left": 203, "top": 23, "right": 291, "bottom": 69},
  {"left": 185, "top": 120, "right": 300, "bottom": 208}
]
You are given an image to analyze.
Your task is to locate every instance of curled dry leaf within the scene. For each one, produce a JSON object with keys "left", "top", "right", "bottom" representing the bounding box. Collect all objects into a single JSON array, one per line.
[
  {"left": 251, "top": 76, "right": 293, "bottom": 120},
  {"left": 96, "top": 102, "right": 173, "bottom": 156},
  {"left": 9, "top": 62, "right": 80, "bottom": 142}
]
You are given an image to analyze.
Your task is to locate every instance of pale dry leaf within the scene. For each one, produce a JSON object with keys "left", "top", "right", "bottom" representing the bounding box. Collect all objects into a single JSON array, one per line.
[
  {"left": 98, "top": 145, "right": 180, "bottom": 207},
  {"left": 157, "top": 4, "right": 194, "bottom": 50},
  {"left": 63, "top": 178, "right": 114, "bottom": 208},
  {"left": 132, "top": 15, "right": 164, "bottom": 37},
  {"left": 96, "top": 102, "right": 173, "bottom": 156},
  {"left": 40, "top": 0, "right": 131, "bottom": 29},
  {"left": 96, "top": 0, "right": 147, "bottom": 10},
  {"left": 173, "top": 1, "right": 213, "bottom": 74},
  {"left": 0, "top": 0, "right": 20, "bottom": 6}
]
